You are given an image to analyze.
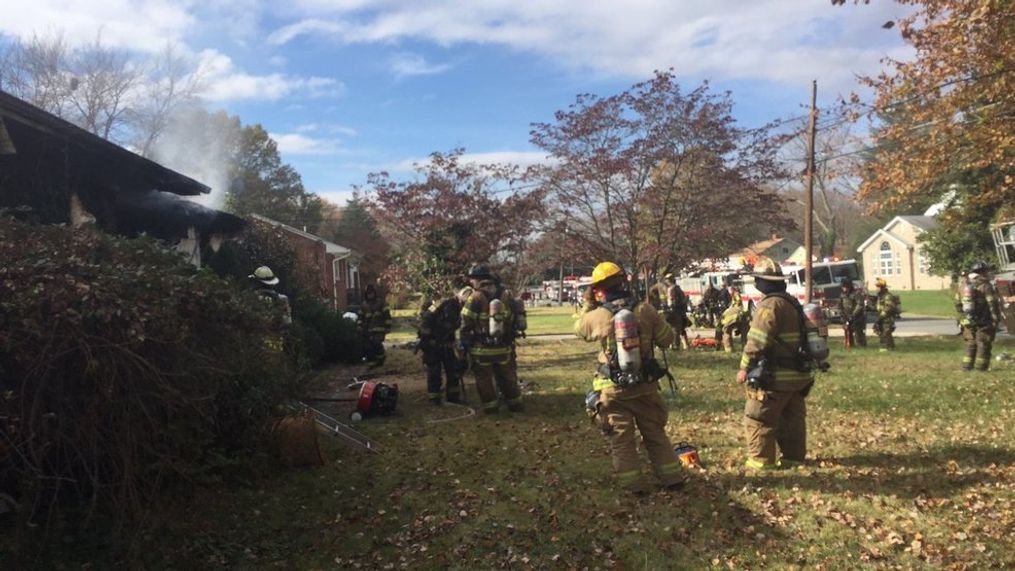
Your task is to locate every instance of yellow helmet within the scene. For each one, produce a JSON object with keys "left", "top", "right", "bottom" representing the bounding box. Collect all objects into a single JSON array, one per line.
[
  {"left": 875, "top": 277, "right": 887, "bottom": 288},
  {"left": 591, "top": 261, "right": 623, "bottom": 285}
]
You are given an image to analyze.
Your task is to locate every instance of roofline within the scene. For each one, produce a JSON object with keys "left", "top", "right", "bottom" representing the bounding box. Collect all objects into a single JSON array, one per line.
[
  {"left": 856, "top": 228, "right": 913, "bottom": 253},
  {"left": 0, "top": 90, "right": 210, "bottom": 196},
  {"left": 250, "top": 213, "right": 353, "bottom": 255}
]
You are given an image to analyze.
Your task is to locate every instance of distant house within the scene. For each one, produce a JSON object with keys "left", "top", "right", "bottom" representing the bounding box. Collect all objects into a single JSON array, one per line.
[
  {"left": 727, "top": 235, "right": 805, "bottom": 267},
  {"left": 855, "top": 215, "right": 949, "bottom": 290},
  {"left": 0, "top": 89, "right": 244, "bottom": 265},
  {"left": 250, "top": 214, "right": 360, "bottom": 312}
]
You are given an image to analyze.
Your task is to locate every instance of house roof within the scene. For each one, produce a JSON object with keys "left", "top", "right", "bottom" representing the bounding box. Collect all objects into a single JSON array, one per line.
[
  {"left": 250, "top": 213, "right": 359, "bottom": 260},
  {"left": 856, "top": 227, "right": 913, "bottom": 253},
  {"left": 0, "top": 89, "right": 210, "bottom": 196},
  {"left": 116, "top": 191, "right": 246, "bottom": 242},
  {"left": 889, "top": 215, "right": 939, "bottom": 232}
]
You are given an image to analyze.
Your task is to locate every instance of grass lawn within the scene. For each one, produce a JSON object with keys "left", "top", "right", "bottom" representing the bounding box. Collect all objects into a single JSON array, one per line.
[
  {"left": 896, "top": 289, "right": 956, "bottom": 318},
  {"left": 68, "top": 334, "right": 1015, "bottom": 569},
  {"left": 388, "top": 305, "right": 579, "bottom": 342}
]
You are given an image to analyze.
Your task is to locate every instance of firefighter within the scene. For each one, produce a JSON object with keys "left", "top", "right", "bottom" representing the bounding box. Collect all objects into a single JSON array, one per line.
[
  {"left": 460, "top": 265, "right": 524, "bottom": 413},
  {"left": 249, "top": 265, "right": 293, "bottom": 327},
  {"left": 737, "top": 257, "right": 814, "bottom": 470},
  {"left": 719, "top": 283, "right": 748, "bottom": 353},
  {"left": 956, "top": 261, "right": 1003, "bottom": 371},
  {"left": 872, "top": 278, "right": 898, "bottom": 351},
  {"left": 838, "top": 280, "right": 867, "bottom": 349},
  {"left": 575, "top": 262, "right": 685, "bottom": 493},
  {"left": 359, "top": 284, "right": 392, "bottom": 366},
  {"left": 419, "top": 289, "right": 464, "bottom": 405},
  {"left": 701, "top": 283, "right": 719, "bottom": 327},
  {"left": 665, "top": 274, "right": 690, "bottom": 350}
]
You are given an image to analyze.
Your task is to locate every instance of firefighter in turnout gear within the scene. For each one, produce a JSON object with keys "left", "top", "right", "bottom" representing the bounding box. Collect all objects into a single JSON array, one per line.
[
  {"left": 460, "top": 265, "right": 524, "bottom": 413},
  {"left": 575, "top": 262, "right": 685, "bottom": 493},
  {"left": 359, "top": 284, "right": 392, "bottom": 366},
  {"left": 737, "top": 257, "right": 815, "bottom": 470},
  {"left": 720, "top": 283, "right": 749, "bottom": 353},
  {"left": 956, "top": 262, "right": 1003, "bottom": 371},
  {"left": 419, "top": 290, "right": 464, "bottom": 404},
  {"left": 650, "top": 274, "right": 689, "bottom": 350},
  {"left": 249, "top": 265, "right": 293, "bottom": 353},
  {"left": 838, "top": 280, "right": 867, "bottom": 349},
  {"left": 872, "top": 278, "right": 899, "bottom": 351}
]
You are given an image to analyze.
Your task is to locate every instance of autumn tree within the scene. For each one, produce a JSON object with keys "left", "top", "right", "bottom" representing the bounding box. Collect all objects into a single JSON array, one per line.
[
  {"left": 845, "top": 0, "right": 1014, "bottom": 273},
  {"left": 321, "top": 195, "right": 390, "bottom": 286},
  {"left": 530, "top": 71, "right": 790, "bottom": 286},
  {"left": 363, "top": 149, "right": 545, "bottom": 296},
  {"left": 226, "top": 124, "right": 324, "bottom": 229}
]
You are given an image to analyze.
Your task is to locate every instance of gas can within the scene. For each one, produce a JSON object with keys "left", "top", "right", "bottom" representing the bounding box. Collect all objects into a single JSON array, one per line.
[
  {"left": 674, "top": 442, "right": 702, "bottom": 469},
  {"left": 613, "top": 308, "right": 641, "bottom": 373},
  {"left": 489, "top": 298, "right": 504, "bottom": 339}
]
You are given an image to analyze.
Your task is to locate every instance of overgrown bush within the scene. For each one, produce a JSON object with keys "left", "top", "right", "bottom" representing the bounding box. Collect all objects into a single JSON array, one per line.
[
  {"left": 0, "top": 218, "right": 297, "bottom": 550},
  {"left": 205, "top": 223, "right": 363, "bottom": 365}
]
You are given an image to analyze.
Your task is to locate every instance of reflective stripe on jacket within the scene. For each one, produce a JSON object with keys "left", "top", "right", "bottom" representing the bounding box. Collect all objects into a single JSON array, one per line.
[{"left": 739, "top": 293, "right": 813, "bottom": 391}]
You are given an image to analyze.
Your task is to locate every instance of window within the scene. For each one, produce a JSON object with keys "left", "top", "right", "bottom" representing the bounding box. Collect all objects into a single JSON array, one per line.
[
  {"left": 879, "top": 241, "right": 894, "bottom": 276},
  {"left": 918, "top": 251, "right": 927, "bottom": 274}
]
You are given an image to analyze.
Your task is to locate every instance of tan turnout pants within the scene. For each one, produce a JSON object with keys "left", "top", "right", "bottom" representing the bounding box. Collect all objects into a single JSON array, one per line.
[
  {"left": 744, "top": 388, "right": 807, "bottom": 466},
  {"left": 472, "top": 353, "right": 522, "bottom": 412},
  {"left": 600, "top": 382, "right": 683, "bottom": 489}
]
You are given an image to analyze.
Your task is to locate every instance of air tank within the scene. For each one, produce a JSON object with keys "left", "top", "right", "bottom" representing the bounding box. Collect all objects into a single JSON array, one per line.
[
  {"left": 489, "top": 298, "right": 505, "bottom": 339},
  {"left": 613, "top": 308, "right": 641, "bottom": 373},
  {"left": 801, "top": 302, "right": 830, "bottom": 362}
]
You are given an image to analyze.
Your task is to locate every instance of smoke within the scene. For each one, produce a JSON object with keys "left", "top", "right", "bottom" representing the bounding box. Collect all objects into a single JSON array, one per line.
[{"left": 150, "top": 105, "right": 239, "bottom": 210}]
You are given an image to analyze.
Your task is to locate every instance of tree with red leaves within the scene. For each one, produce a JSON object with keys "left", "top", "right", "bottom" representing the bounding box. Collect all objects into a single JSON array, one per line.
[
  {"left": 364, "top": 149, "right": 546, "bottom": 296},
  {"left": 530, "top": 70, "right": 791, "bottom": 286}
]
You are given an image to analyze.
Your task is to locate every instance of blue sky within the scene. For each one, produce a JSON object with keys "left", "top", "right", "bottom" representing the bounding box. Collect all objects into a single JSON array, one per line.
[{"left": 0, "top": 1, "right": 913, "bottom": 206}]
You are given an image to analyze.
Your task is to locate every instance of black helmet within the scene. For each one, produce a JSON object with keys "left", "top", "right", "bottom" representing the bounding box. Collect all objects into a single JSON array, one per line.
[
  {"left": 969, "top": 261, "right": 989, "bottom": 274},
  {"left": 467, "top": 264, "right": 492, "bottom": 279},
  {"left": 841, "top": 280, "right": 854, "bottom": 291}
]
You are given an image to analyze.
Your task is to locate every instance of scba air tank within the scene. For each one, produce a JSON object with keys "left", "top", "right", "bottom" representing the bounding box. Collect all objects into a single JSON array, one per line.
[
  {"left": 801, "top": 302, "right": 830, "bottom": 362},
  {"left": 488, "top": 298, "right": 505, "bottom": 339},
  {"left": 961, "top": 281, "right": 976, "bottom": 314},
  {"left": 613, "top": 308, "right": 641, "bottom": 373}
]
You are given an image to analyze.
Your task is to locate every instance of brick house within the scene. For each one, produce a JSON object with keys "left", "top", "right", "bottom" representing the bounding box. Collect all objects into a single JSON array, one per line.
[
  {"left": 856, "top": 215, "right": 950, "bottom": 290},
  {"left": 250, "top": 214, "right": 360, "bottom": 312}
]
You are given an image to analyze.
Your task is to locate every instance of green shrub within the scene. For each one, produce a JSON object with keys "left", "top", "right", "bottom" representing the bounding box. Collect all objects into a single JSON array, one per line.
[{"left": 0, "top": 218, "right": 297, "bottom": 550}]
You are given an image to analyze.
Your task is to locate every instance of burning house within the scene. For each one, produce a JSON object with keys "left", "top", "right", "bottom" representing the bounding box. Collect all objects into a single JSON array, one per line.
[{"left": 0, "top": 89, "right": 244, "bottom": 265}]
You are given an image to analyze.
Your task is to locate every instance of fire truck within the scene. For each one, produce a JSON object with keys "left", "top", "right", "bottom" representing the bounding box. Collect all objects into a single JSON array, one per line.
[
  {"left": 991, "top": 220, "right": 1015, "bottom": 330},
  {"left": 678, "top": 259, "right": 866, "bottom": 320}
]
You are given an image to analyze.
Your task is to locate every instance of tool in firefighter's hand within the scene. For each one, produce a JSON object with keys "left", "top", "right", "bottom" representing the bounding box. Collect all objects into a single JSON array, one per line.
[
  {"left": 584, "top": 390, "right": 613, "bottom": 435},
  {"left": 661, "top": 348, "right": 678, "bottom": 399},
  {"left": 674, "top": 442, "right": 704, "bottom": 469}
]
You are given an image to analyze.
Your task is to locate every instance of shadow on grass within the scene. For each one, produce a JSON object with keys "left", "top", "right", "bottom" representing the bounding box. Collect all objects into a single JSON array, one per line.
[{"left": 740, "top": 444, "right": 1014, "bottom": 500}]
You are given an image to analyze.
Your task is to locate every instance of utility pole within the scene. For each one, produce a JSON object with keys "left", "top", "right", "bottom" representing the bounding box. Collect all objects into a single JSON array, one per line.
[
  {"left": 804, "top": 80, "right": 818, "bottom": 303},
  {"left": 558, "top": 223, "right": 567, "bottom": 305}
]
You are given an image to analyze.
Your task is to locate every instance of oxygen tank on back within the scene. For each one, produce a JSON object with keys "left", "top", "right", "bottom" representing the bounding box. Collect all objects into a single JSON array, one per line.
[
  {"left": 961, "top": 280, "right": 976, "bottom": 315},
  {"left": 489, "top": 298, "right": 505, "bottom": 339},
  {"left": 801, "top": 302, "right": 829, "bottom": 362},
  {"left": 613, "top": 308, "right": 641, "bottom": 373}
]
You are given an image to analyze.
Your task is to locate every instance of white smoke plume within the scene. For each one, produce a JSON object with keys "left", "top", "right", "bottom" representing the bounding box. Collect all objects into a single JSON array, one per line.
[{"left": 150, "top": 105, "right": 239, "bottom": 210}]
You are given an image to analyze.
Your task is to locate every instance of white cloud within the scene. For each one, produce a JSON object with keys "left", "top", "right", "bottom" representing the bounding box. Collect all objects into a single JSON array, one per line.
[
  {"left": 267, "top": 0, "right": 914, "bottom": 92},
  {"left": 196, "top": 49, "right": 344, "bottom": 102},
  {"left": 270, "top": 132, "right": 343, "bottom": 155},
  {"left": 315, "top": 188, "right": 359, "bottom": 205},
  {"left": 390, "top": 52, "right": 453, "bottom": 78},
  {"left": 295, "top": 122, "right": 359, "bottom": 137},
  {"left": 0, "top": 0, "right": 194, "bottom": 53}
]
